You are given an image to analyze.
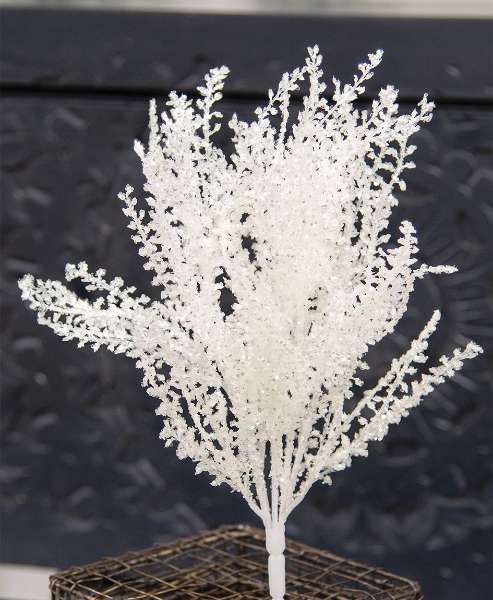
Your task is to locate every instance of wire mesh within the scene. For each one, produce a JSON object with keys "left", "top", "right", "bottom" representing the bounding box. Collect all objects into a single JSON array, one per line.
[{"left": 50, "top": 524, "right": 423, "bottom": 600}]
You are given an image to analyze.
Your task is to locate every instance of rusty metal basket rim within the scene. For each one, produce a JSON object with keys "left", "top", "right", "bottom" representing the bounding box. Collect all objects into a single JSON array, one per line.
[{"left": 49, "top": 524, "right": 423, "bottom": 600}]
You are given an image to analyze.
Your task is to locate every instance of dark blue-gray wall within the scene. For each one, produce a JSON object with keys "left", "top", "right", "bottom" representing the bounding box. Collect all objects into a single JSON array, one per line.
[{"left": 1, "top": 9, "right": 492, "bottom": 599}]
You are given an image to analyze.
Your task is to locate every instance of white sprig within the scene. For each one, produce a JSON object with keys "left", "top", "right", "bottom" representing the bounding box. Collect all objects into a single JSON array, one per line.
[{"left": 19, "top": 47, "right": 482, "bottom": 600}]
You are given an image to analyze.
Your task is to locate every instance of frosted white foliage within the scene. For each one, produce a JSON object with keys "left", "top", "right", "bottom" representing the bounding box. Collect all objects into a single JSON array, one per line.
[{"left": 20, "top": 47, "right": 482, "bottom": 599}]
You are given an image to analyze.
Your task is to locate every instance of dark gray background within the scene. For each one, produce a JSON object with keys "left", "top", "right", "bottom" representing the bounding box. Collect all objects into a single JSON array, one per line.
[{"left": 1, "top": 9, "right": 492, "bottom": 599}]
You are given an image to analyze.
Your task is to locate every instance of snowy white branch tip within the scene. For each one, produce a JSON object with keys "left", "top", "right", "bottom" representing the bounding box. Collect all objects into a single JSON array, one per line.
[{"left": 19, "top": 46, "right": 482, "bottom": 599}]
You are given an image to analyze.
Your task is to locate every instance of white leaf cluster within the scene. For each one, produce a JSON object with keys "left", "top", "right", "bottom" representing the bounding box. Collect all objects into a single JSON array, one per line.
[{"left": 19, "top": 47, "right": 482, "bottom": 537}]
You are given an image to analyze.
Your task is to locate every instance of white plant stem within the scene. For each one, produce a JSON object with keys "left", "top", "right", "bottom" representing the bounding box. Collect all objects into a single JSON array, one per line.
[{"left": 265, "top": 521, "right": 286, "bottom": 600}]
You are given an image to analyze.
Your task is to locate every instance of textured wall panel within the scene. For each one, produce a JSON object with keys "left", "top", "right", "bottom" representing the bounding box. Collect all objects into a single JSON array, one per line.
[{"left": 1, "top": 9, "right": 492, "bottom": 101}]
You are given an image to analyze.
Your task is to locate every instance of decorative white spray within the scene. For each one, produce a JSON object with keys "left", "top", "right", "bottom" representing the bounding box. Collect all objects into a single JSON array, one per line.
[{"left": 19, "top": 47, "right": 481, "bottom": 599}]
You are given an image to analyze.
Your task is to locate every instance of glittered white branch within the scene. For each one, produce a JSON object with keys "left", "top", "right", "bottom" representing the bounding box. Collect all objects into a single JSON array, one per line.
[{"left": 19, "top": 46, "right": 482, "bottom": 600}]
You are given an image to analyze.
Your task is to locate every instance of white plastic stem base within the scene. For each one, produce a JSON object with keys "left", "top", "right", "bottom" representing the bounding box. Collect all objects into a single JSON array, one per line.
[{"left": 265, "top": 522, "right": 286, "bottom": 600}]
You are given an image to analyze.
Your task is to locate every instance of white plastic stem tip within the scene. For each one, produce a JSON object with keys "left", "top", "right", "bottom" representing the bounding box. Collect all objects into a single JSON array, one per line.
[{"left": 265, "top": 522, "right": 286, "bottom": 600}]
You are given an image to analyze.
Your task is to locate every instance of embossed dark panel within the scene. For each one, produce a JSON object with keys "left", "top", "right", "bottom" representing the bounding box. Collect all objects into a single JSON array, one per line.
[
  {"left": 0, "top": 10, "right": 492, "bottom": 600},
  {"left": 1, "top": 9, "right": 492, "bottom": 101}
]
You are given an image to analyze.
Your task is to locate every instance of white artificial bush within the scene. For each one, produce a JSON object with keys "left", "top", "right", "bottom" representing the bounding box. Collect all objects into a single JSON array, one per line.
[{"left": 20, "top": 47, "right": 481, "bottom": 599}]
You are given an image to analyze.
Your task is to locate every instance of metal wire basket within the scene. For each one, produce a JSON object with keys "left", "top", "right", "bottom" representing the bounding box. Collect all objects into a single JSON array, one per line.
[{"left": 50, "top": 524, "right": 423, "bottom": 599}]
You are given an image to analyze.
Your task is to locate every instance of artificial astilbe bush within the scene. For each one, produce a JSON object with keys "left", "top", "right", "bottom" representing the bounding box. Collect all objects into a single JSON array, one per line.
[{"left": 20, "top": 47, "right": 481, "bottom": 599}]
